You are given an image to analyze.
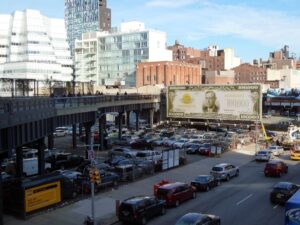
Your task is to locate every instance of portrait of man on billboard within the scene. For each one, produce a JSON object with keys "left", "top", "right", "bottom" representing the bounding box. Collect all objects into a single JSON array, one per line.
[{"left": 202, "top": 90, "right": 219, "bottom": 113}]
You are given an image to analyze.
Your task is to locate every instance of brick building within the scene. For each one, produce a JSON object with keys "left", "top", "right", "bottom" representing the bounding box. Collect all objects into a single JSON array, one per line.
[
  {"left": 167, "top": 40, "right": 201, "bottom": 61},
  {"left": 136, "top": 61, "right": 201, "bottom": 87},
  {"left": 204, "top": 70, "right": 235, "bottom": 85},
  {"left": 233, "top": 63, "right": 267, "bottom": 84}
]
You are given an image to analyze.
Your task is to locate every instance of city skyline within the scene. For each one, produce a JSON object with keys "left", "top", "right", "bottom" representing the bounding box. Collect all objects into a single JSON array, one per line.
[{"left": 1, "top": 0, "right": 300, "bottom": 63}]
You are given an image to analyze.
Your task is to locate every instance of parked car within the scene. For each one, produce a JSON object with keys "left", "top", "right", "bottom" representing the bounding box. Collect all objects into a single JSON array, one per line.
[
  {"left": 130, "top": 139, "right": 153, "bottom": 150},
  {"left": 175, "top": 213, "right": 221, "bottom": 225},
  {"left": 118, "top": 196, "right": 166, "bottom": 225},
  {"left": 136, "top": 150, "right": 162, "bottom": 162},
  {"left": 191, "top": 175, "right": 220, "bottom": 192},
  {"left": 164, "top": 137, "right": 178, "bottom": 147},
  {"left": 186, "top": 144, "right": 201, "bottom": 154},
  {"left": 155, "top": 182, "right": 196, "bottom": 207},
  {"left": 290, "top": 150, "right": 300, "bottom": 160},
  {"left": 153, "top": 138, "right": 168, "bottom": 146},
  {"left": 255, "top": 150, "right": 273, "bottom": 162},
  {"left": 56, "top": 169, "right": 82, "bottom": 182},
  {"left": 264, "top": 161, "right": 288, "bottom": 177},
  {"left": 173, "top": 139, "right": 189, "bottom": 149},
  {"left": 210, "top": 163, "right": 239, "bottom": 181},
  {"left": 53, "top": 127, "right": 68, "bottom": 137},
  {"left": 46, "top": 153, "right": 84, "bottom": 170},
  {"left": 115, "top": 158, "right": 155, "bottom": 175},
  {"left": 76, "top": 170, "right": 119, "bottom": 193},
  {"left": 77, "top": 160, "right": 112, "bottom": 173},
  {"left": 268, "top": 146, "right": 284, "bottom": 156},
  {"left": 114, "top": 164, "right": 144, "bottom": 181},
  {"left": 199, "top": 143, "right": 212, "bottom": 156},
  {"left": 270, "top": 182, "right": 299, "bottom": 205},
  {"left": 108, "top": 148, "right": 136, "bottom": 158}
]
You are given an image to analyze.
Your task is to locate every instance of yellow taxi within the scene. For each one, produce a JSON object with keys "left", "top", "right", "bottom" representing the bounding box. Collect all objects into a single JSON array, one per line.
[{"left": 290, "top": 150, "right": 300, "bottom": 160}]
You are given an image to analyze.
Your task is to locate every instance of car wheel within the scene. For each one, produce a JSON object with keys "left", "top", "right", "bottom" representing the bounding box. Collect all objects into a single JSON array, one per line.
[
  {"left": 278, "top": 172, "right": 282, "bottom": 177},
  {"left": 226, "top": 175, "right": 230, "bottom": 181},
  {"left": 141, "top": 216, "right": 147, "bottom": 225},
  {"left": 192, "top": 192, "right": 197, "bottom": 199},
  {"left": 160, "top": 207, "right": 166, "bottom": 215},
  {"left": 206, "top": 186, "right": 210, "bottom": 192},
  {"left": 235, "top": 170, "right": 239, "bottom": 177},
  {"left": 175, "top": 200, "right": 180, "bottom": 207}
]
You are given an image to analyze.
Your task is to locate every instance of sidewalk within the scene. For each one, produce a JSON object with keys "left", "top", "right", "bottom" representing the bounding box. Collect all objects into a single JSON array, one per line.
[{"left": 4, "top": 145, "right": 256, "bottom": 225}]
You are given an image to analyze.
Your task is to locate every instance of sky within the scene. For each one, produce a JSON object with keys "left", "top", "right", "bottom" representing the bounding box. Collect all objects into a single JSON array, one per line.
[{"left": 1, "top": 0, "right": 300, "bottom": 63}]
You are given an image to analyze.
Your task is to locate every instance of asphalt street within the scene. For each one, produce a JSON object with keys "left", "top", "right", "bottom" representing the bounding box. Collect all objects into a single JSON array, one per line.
[{"left": 114, "top": 153, "right": 300, "bottom": 225}]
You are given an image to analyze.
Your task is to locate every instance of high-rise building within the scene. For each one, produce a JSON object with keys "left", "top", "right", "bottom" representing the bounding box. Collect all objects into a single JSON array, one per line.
[
  {"left": 65, "top": 0, "right": 111, "bottom": 57},
  {"left": 0, "top": 9, "right": 73, "bottom": 96},
  {"left": 75, "top": 21, "right": 172, "bottom": 87}
]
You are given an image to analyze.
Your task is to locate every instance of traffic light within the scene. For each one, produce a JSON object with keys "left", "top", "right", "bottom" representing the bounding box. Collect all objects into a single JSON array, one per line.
[{"left": 89, "top": 168, "right": 101, "bottom": 184}]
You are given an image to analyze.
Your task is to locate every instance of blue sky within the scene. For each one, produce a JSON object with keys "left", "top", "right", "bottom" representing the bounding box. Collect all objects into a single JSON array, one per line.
[{"left": 1, "top": 0, "right": 300, "bottom": 63}]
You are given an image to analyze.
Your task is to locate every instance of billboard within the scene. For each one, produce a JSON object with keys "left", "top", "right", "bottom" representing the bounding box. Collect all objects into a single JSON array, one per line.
[
  {"left": 25, "top": 181, "right": 61, "bottom": 213},
  {"left": 167, "top": 84, "right": 262, "bottom": 121}
]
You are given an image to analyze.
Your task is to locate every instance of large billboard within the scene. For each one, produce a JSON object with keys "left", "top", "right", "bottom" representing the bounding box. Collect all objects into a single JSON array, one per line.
[
  {"left": 167, "top": 84, "right": 262, "bottom": 121},
  {"left": 25, "top": 181, "right": 61, "bottom": 213}
]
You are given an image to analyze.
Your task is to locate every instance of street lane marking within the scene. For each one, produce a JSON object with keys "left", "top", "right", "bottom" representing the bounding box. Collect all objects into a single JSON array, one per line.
[
  {"left": 273, "top": 204, "right": 278, "bottom": 209},
  {"left": 236, "top": 194, "right": 253, "bottom": 205}
]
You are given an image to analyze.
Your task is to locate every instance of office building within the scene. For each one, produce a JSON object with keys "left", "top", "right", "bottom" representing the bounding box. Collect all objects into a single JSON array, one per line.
[
  {"left": 0, "top": 9, "right": 73, "bottom": 96},
  {"left": 65, "top": 0, "right": 111, "bottom": 56},
  {"left": 75, "top": 21, "right": 172, "bottom": 87}
]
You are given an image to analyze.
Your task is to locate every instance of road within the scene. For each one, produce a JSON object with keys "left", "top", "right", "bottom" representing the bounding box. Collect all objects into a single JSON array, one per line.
[{"left": 115, "top": 154, "right": 300, "bottom": 225}]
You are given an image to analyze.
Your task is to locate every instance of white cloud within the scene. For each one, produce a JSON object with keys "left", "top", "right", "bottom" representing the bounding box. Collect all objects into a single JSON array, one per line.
[
  {"left": 145, "top": 0, "right": 201, "bottom": 8},
  {"left": 141, "top": 1, "right": 300, "bottom": 53}
]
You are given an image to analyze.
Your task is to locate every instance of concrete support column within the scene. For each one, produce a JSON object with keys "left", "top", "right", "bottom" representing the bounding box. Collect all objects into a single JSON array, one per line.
[
  {"left": 16, "top": 147, "right": 23, "bottom": 177},
  {"left": 84, "top": 122, "right": 93, "bottom": 159},
  {"left": 118, "top": 112, "right": 123, "bottom": 140},
  {"left": 135, "top": 111, "right": 140, "bottom": 131},
  {"left": 99, "top": 116, "right": 106, "bottom": 151},
  {"left": 38, "top": 138, "right": 45, "bottom": 175},
  {"left": 0, "top": 164, "right": 3, "bottom": 225},
  {"left": 72, "top": 124, "right": 77, "bottom": 149},
  {"left": 48, "top": 134, "right": 54, "bottom": 150},
  {"left": 126, "top": 111, "right": 131, "bottom": 129},
  {"left": 149, "top": 109, "right": 154, "bottom": 129}
]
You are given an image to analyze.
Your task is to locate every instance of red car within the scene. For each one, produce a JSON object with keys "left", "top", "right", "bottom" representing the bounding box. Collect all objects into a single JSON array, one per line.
[
  {"left": 199, "top": 143, "right": 211, "bottom": 156},
  {"left": 264, "top": 160, "right": 288, "bottom": 177},
  {"left": 155, "top": 182, "right": 196, "bottom": 207}
]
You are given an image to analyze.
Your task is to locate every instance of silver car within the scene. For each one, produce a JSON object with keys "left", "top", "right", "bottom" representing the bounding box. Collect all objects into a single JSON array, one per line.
[
  {"left": 210, "top": 163, "right": 239, "bottom": 181},
  {"left": 255, "top": 150, "right": 272, "bottom": 161},
  {"left": 268, "top": 146, "right": 284, "bottom": 156}
]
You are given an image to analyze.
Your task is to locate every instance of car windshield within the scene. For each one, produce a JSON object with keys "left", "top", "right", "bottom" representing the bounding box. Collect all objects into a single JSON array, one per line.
[
  {"left": 266, "top": 163, "right": 277, "bottom": 168},
  {"left": 175, "top": 216, "right": 201, "bottom": 225},
  {"left": 269, "top": 146, "right": 277, "bottom": 150},
  {"left": 136, "top": 152, "right": 148, "bottom": 157},
  {"left": 258, "top": 151, "right": 267, "bottom": 154},
  {"left": 195, "top": 176, "right": 209, "bottom": 182},
  {"left": 212, "top": 167, "right": 223, "bottom": 172},
  {"left": 157, "top": 188, "right": 171, "bottom": 196}
]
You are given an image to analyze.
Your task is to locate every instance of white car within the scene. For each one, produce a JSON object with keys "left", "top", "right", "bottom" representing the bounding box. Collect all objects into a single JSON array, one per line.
[
  {"left": 173, "top": 139, "right": 189, "bottom": 149},
  {"left": 255, "top": 150, "right": 272, "bottom": 161},
  {"left": 108, "top": 148, "right": 137, "bottom": 158},
  {"left": 268, "top": 145, "right": 284, "bottom": 156},
  {"left": 164, "top": 137, "right": 178, "bottom": 147},
  {"left": 54, "top": 128, "right": 67, "bottom": 137},
  {"left": 136, "top": 150, "right": 162, "bottom": 162}
]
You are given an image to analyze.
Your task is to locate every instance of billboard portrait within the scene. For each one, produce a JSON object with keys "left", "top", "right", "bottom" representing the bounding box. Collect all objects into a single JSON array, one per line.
[{"left": 167, "top": 84, "right": 262, "bottom": 121}]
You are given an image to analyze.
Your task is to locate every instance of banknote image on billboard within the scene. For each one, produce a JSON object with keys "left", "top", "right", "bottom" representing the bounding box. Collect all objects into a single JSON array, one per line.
[{"left": 167, "top": 84, "right": 261, "bottom": 121}]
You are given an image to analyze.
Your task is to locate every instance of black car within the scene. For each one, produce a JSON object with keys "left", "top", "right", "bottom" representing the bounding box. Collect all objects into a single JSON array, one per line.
[
  {"left": 191, "top": 175, "right": 220, "bottom": 191},
  {"left": 46, "top": 153, "right": 84, "bottom": 170},
  {"left": 130, "top": 139, "right": 153, "bottom": 150},
  {"left": 270, "top": 182, "right": 299, "bottom": 205},
  {"left": 175, "top": 213, "right": 221, "bottom": 225},
  {"left": 119, "top": 196, "right": 166, "bottom": 225}
]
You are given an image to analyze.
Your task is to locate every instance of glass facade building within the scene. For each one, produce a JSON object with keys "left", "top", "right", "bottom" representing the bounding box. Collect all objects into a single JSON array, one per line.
[
  {"left": 65, "top": 0, "right": 111, "bottom": 57},
  {"left": 75, "top": 22, "right": 172, "bottom": 87}
]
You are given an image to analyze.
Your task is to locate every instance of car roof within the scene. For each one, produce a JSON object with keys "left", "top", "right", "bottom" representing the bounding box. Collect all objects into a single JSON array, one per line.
[
  {"left": 179, "top": 213, "right": 206, "bottom": 223},
  {"left": 214, "top": 163, "right": 230, "bottom": 167},
  {"left": 274, "top": 182, "right": 294, "bottom": 189},
  {"left": 159, "top": 182, "right": 186, "bottom": 189},
  {"left": 123, "top": 196, "right": 153, "bottom": 204}
]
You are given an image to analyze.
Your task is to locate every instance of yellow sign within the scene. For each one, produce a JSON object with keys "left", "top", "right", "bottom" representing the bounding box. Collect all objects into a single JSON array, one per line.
[{"left": 25, "top": 181, "right": 61, "bottom": 213}]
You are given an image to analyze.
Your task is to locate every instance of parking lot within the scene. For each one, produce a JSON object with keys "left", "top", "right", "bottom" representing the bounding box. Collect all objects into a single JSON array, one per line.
[{"left": 2, "top": 121, "right": 299, "bottom": 225}]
